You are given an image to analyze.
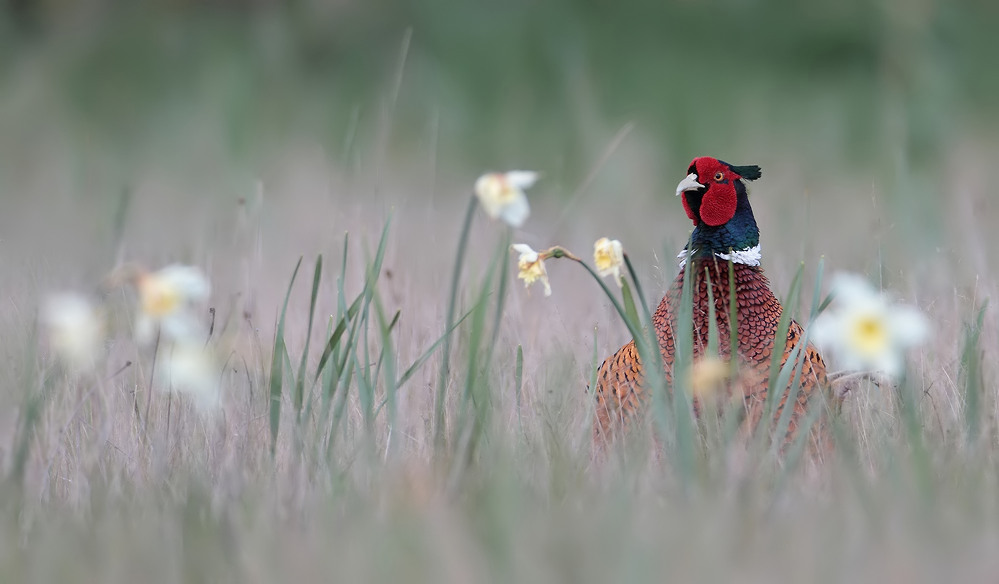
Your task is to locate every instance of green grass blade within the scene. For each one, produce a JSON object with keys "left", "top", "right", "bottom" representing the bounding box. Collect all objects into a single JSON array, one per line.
[
  {"left": 397, "top": 305, "right": 477, "bottom": 387},
  {"left": 771, "top": 393, "right": 825, "bottom": 496},
  {"left": 10, "top": 322, "right": 47, "bottom": 492},
  {"left": 373, "top": 293, "right": 399, "bottom": 454},
  {"left": 621, "top": 278, "right": 641, "bottom": 333},
  {"left": 747, "top": 264, "right": 801, "bottom": 456},
  {"left": 816, "top": 292, "right": 834, "bottom": 314},
  {"left": 460, "top": 248, "right": 497, "bottom": 414},
  {"left": 294, "top": 254, "right": 323, "bottom": 422},
  {"left": 704, "top": 267, "right": 719, "bottom": 357},
  {"left": 622, "top": 252, "right": 669, "bottom": 432},
  {"left": 354, "top": 350, "right": 375, "bottom": 433},
  {"left": 768, "top": 343, "right": 804, "bottom": 457},
  {"left": 314, "top": 294, "right": 364, "bottom": 385},
  {"left": 762, "top": 265, "right": 803, "bottom": 420},
  {"left": 670, "top": 242, "right": 697, "bottom": 482},
  {"left": 449, "top": 249, "right": 500, "bottom": 488},
  {"left": 515, "top": 343, "right": 524, "bottom": 435},
  {"left": 961, "top": 301, "right": 988, "bottom": 445},
  {"left": 808, "top": 257, "right": 826, "bottom": 321},
  {"left": 360, "top": 216, "right": 394, "bottom": 360},
  {"left": 769, "top": 259, "right": 826, "bottom": 457},
  {"left": 622, "top": 253, "right": 654, "bottom": 324},
  {"left": 481, "top": 229, "right": 512, "bottom": 386},
  {"left": 435, "top": 196, "right": 478, "bottom": 451},
  {"left": 326, "top": 347, "right": 358, "bottom": 459},
  {"left": 268, "top": 256, "right": 303, "bottom": 458},
  {"left": 341, "top": 231, "right": 350, "bottom": 285},
  {"left": 766, "top": 264, "right": 802, "bottom": 393},
  {"left": 306, "top": 315, "right": 336, "bottom": 433}
]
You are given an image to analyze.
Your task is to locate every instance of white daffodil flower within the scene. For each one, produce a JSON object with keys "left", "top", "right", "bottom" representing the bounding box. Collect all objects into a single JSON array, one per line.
[
  {"left": 593, "top": 238, "right": 625, "bottom": 287},
  {"left": 511, "top": 243, "right": 551, "bottom": 296},
  {"left": 474, "top": 171, "right": 539, "bottom": 228},
  {"left": 134, "top": 265, "right": 211, "bottom": 344},
  {"left": 156, "top": 342, "right": 221, "bottom": 412},
  {"left": 811, "top": 272, "right": 929, "bottom": 377},
  {"left": 41, "top": 293, "right": 105, "bottom": 373}
]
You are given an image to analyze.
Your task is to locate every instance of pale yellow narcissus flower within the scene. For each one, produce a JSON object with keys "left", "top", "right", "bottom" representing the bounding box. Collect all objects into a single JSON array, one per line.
[
  {"left": 511, "top": 244, "right": 552, "bottom": 296},
  {"left": 593, "top": 238, "right": 625, "bottom": 287},
  {"left": 474, "top": 171, "right": 539, "bottom": 228},
  {"left": 811, "top": 272, "right": 929, "bottom": 377},
  {"left": 689, "top": 356, "right": 730, "bottom": 399},
  {"left": 41, "top": 293, "right": 105, "bottom": 373},
  {"left": 134, "top": 264, "right": 211, "bottom": 344},
  {"left": 156, "top": 342, "right": 221, "bottom": 412}
]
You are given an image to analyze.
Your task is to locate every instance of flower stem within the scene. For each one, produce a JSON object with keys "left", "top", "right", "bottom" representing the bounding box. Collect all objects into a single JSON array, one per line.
[
  {"left": 623, "top": 252, "right": 653, "bottom": 324},
  {"left": 434, "top": 195, "right": 478, "bottom": 451},
  {"left": 484, "top": 228, "right": 512, "bottom": 366},
  {"left": 556, "top": 250, "right": 647, "bottom": 353}
]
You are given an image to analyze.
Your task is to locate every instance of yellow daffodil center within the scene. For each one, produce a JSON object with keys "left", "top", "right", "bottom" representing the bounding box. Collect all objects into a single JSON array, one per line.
[
  {"left": 594, "top": 248, "right": 615, "bottom": 272},
  {"left": 518, "top": 257, "right": 544, "bottom": 285},
  {"left": 593, "top": 238, "right": 624, "bottom": 285},
  {"left": 689, "top": 356, "right": 729, "bottom": 398},
  {"left": 848, "top": 313, "right": 889, "bottom": 356},
  {"left": 479, "top": 175, "right": 516, "bottom": 203},
  {"left": 139, "top": 278, "right": 182, "bottom": 317}
]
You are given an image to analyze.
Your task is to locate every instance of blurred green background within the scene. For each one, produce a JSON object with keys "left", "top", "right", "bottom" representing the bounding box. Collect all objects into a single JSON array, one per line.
[
  {"left": 2, "top": 0, "right": 999, "bottom": 279},
  {"left": 2, "top": 5, "right": 998, "bottom": 582},
  {"left": 2, "top": 0, "right": 996, "bottom": 186}
]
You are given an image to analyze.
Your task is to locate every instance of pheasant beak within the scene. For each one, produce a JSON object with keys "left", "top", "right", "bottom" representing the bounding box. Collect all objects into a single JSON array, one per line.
[{"left": 675, "top": 173, "right": 704, "bottom": 197}]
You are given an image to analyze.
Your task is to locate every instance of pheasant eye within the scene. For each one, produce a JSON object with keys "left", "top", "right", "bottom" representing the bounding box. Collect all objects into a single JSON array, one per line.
[{"left": 713, "top": 172, "right": 724, "bottom": 181}]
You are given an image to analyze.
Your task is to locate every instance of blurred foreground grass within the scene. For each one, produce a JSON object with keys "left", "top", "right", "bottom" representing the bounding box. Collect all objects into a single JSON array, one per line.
[{"left": 2, "top": 2, "right": 999, "bottom": 582}]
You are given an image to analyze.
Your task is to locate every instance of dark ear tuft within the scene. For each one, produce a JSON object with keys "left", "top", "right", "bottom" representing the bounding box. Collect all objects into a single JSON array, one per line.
[{"left": 729, "top": 164, "right": 762, "bottom": 181}]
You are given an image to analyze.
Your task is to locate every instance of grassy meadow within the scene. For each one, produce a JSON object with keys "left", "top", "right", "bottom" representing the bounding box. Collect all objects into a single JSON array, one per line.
[{"left": 2, "top": 2, "right": 999, "bottom": 582}]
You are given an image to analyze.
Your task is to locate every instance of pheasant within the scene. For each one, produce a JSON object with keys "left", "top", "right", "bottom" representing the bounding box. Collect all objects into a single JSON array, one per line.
[{"left": 593, "top": 156, "right": 830, "bottom": 450}]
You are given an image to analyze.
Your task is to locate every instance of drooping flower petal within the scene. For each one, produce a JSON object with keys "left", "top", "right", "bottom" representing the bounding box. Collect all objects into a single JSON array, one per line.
[
  {"left": 504, "top": 171, "right": 540, "bottom": 190},
  {"left": 512, "top": 243, "right": 551, "bottom": 296},
  {"left": 593, "top": 238, "right": 625, "bottom": 287}
]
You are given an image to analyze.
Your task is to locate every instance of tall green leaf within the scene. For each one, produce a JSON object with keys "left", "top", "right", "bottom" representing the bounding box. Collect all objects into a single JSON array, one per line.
[
  {"left": 268, "top": 256, "right": 302, "bottom": 457},
  {"left": 294, "top": 255, "right": 323, "bottom": 423}
]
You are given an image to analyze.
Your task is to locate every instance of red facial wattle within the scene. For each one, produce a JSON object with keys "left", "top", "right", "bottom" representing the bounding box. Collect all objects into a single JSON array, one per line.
[
  {"left": 698, "top": 181, "right": 737, "bottom": 226},
  {"left": 684, "top": 157, "right": 740, "bottom": 227}
]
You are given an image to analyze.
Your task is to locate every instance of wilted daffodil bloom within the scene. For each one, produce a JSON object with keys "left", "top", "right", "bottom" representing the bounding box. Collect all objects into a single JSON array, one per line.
[
  {"left": 156, "top": 342, "right": 221, "bottom": 412},
  {"left": 41, "top": 293, "right": 105, "bottom": 373},
  {"left": 593, "top": 238, "right": 625, "bottom": 287},
  {"left": 131, "top": 264, "right": 211, "bottom": 344},
  {"left": 511, "top": 243, "right": 552, "bottom": 296},
  {"left": 474, "top": 171, "right": 539, "bottom": 228},
  {"left": 811, "top": 272, "right": 929, "bottom": 377}
]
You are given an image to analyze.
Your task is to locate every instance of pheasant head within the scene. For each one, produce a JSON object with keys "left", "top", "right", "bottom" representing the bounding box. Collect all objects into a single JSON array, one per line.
[{"left": 675, "top": 156, "right": 763, "bottom": 264}]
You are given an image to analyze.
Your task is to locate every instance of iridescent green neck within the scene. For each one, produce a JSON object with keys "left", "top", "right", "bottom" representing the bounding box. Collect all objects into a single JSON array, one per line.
[{"left": 681, "top": 184, "right": 760, "bottom": 265}]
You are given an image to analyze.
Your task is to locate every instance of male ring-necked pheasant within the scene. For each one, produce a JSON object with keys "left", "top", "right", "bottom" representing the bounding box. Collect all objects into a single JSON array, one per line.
[{"left": 593, "top": 156, "right": 829, "bottom": 449}]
